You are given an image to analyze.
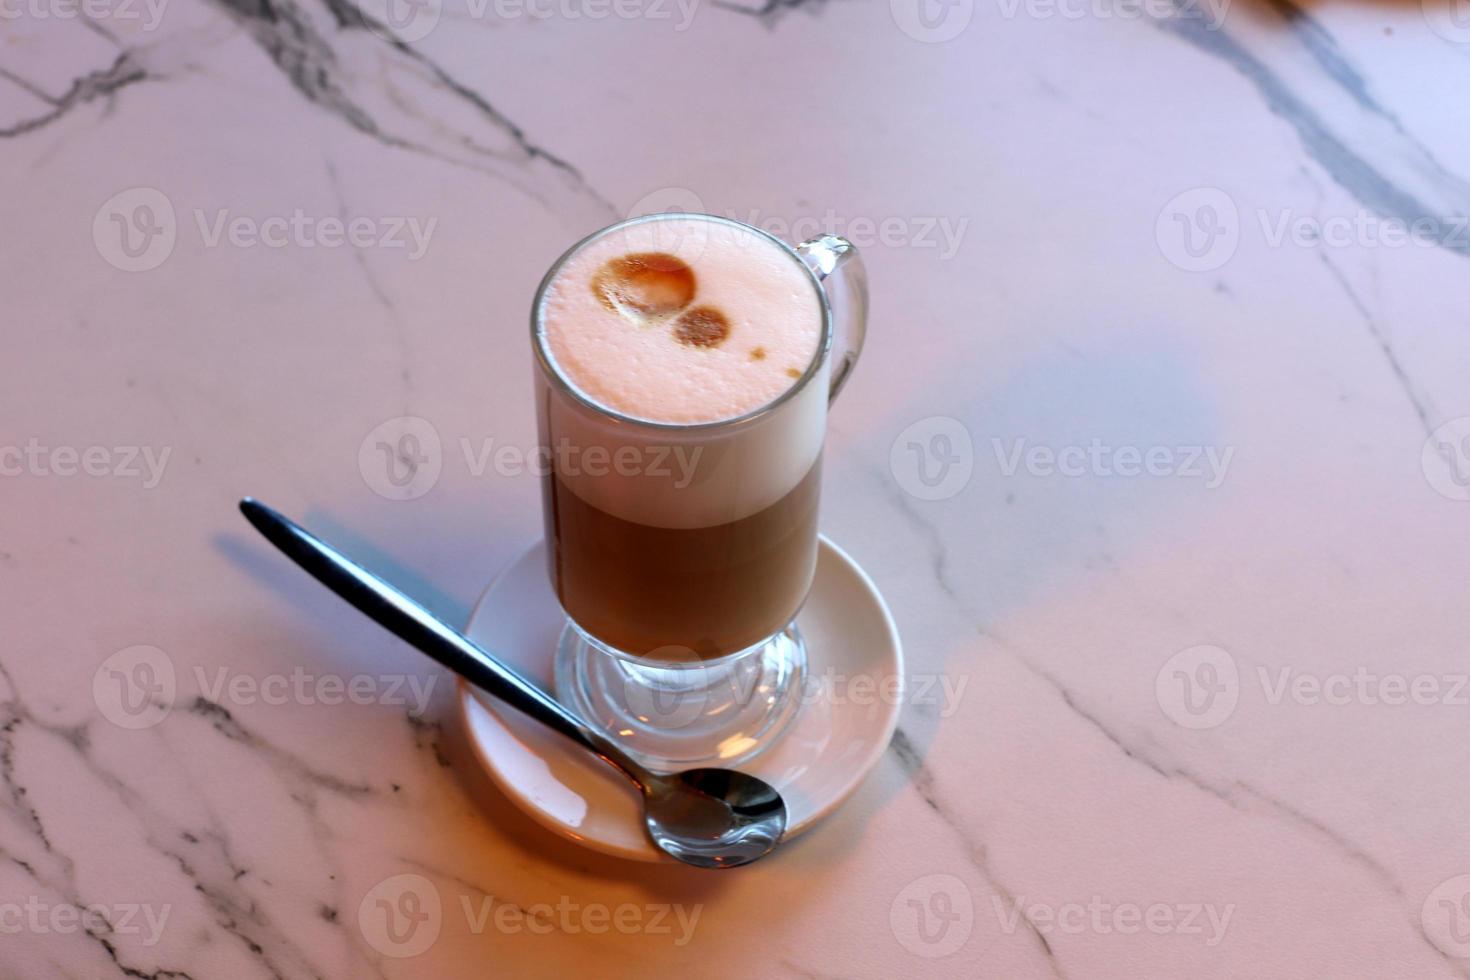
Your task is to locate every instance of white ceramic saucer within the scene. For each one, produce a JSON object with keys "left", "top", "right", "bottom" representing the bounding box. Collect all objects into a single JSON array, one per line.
[{"left": 457, "top": 536, "right": 903, "bottom": 863}]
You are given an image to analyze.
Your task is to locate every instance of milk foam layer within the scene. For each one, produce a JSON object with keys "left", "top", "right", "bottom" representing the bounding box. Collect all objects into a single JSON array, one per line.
[
  {"left": 540, "top": 217, "right": 824, "bottom": 425},
  {"left": 535, "top": 215, "right": 830, "bottom": 530}
]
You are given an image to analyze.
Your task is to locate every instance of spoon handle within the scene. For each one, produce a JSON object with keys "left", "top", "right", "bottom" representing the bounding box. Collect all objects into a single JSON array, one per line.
[{"left": 237, "top": 498, "right": 645, "bottom": 785}]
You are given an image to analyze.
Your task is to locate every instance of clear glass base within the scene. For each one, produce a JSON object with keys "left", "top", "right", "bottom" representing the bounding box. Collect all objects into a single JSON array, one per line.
[{"left": 553, "top": 620, "right": 807, "bottom": 773}]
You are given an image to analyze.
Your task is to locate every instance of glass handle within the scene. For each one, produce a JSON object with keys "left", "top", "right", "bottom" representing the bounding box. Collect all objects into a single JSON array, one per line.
[{"left": 795, "top": 235, "right": 867, "bottom": 403}]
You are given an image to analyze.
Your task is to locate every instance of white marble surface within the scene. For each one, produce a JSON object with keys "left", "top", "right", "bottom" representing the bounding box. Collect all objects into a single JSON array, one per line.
[{"left": 5, "top": 0, "right": 1470, "bottom": 974}]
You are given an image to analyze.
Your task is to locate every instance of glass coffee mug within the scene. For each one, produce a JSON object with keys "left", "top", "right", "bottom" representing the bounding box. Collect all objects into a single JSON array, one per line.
[{"left": 531, "top": 213, "right": 867, "bottom": 771}]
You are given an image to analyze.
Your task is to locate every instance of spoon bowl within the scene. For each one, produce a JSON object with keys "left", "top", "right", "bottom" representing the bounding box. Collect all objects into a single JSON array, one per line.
[{"left": 643, "top": 768, "right": 786, "bottom": 869}]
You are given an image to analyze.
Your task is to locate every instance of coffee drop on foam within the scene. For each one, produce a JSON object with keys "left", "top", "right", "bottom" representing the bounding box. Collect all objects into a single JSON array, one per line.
[
  {"left": 591, "top": 253, "right": 696, "bottom": 317},
  {"left": 673, "top": 306, "right": 731, "bottom": 349}
]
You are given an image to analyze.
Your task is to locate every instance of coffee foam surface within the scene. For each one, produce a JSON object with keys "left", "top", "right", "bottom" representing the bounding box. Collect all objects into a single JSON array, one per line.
[{"left": 540, "top": 217, "right": 823, "bottom": 425}]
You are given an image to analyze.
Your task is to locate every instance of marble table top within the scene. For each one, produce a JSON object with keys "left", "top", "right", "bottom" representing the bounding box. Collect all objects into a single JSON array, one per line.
[{"left": 5, "top": 0, "right": 1470, "bottom": 974}]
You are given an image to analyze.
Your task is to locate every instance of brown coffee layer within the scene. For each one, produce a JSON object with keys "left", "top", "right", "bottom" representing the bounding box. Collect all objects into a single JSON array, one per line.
[{"left": 543, "top": 457, "right": 821, "bottom": 660}]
